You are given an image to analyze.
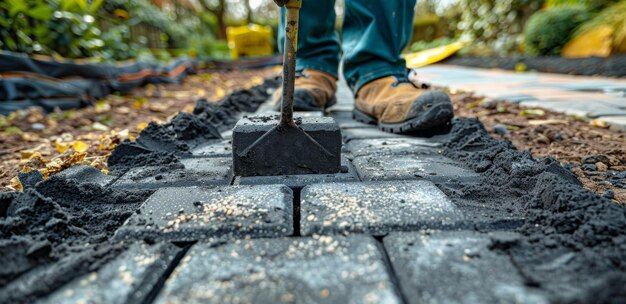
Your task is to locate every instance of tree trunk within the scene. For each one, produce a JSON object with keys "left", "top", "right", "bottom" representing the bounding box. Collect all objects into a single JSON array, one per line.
[
  {"left": 245, "top": 0, "right": 253, "bottom": 23},
  {"left": 200, "top": 0, "right": 227, "bottom": 40},
  {"left": 216, "top": 0, "right": 227, "bottom": 40}
]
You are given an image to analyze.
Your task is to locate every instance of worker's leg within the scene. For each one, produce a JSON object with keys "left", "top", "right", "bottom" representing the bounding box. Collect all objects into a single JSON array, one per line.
[
  {"left": 275, "top": 0, "right": 340, "bottom": 111},
  {"left": 278, "top": 0, "right": 340, "bottom": 77},
  {"left": 343, "top": 0, "right": 454, "bottom": 133},
  {"left": 342, "top": 0, "right": 416, "bottom": 92}
]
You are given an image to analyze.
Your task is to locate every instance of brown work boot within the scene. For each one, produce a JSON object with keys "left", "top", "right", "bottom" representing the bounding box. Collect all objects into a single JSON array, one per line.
[
  {"left": 272, "top": 69, "right": 337, "bottom": 111},
  {"left": 352, "top": 76, "right": 453, "bottom": 133}
]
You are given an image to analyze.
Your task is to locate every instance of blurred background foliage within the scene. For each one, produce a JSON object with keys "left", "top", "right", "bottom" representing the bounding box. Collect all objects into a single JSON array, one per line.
[{"left": 0, "top": 0, "right": 624, "bottom": 61}]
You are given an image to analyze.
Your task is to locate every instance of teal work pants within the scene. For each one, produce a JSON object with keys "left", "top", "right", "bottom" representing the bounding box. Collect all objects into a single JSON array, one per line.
[{"left": 279, "top": 0, "right": 416, "bottom": 92}]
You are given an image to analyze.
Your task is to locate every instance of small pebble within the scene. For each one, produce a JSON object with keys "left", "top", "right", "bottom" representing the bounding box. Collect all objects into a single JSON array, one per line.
[
  {"left": 31, "top": 123, "right": 45, "bottom": 131},
  {"left": 481, "top": 99, "right": 498, "bottom": 109},
  {"left": 582, "top": 155, "right": 610, "bottom": 164},
  {"left": 493, "top": 124, "right": 509, "bottom": 136},
  {"left": 596, "top": 162, "right": 608, "bottom": 172},
  {"left": 581, "top": 164, "right": 597, "bottom": 171}
]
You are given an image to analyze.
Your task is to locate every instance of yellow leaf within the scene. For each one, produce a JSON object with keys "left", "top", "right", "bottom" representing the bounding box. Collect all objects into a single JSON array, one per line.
[
  {"left": 515, "top": 63, "right": 527, "bottom": 72},
  {"left": 10, "top": 176, "right": 23, "bottom": 192},
  {"left": 55, "top": 141, "right": 70, "bottom": 154},
  {"left": 590, "top": 119, "right": 609, "bottom": 129},
  {"left": 21, "top": 150, "right": 39, "bottom": 160},
  {"left": 250, "top": 76, "right": 264, "bottom": 86},
  {"left": 519, "top": 108, "right": 545, "bottom": 117},
  {"left": 94, "top": 100, "right": 111, "bottom": 113},
  {"left": 131, "top": 97, "right": 148, "bottom": 110},
  {"left": 136, "top": 122, "right": 148, "bottom": 131},
  {"left": 214, "top": 87, "right": 226, "bottom": 99},
  {"left": 72, "top": 140, "right": 89, "bottom": 153}
]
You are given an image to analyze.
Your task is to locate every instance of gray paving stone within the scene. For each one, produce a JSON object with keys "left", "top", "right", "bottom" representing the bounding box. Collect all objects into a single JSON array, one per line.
[
  {"left": 115, "top": 185, "right": 293, "bottom": 242},
  {"left": 488, "top": 94, "right": 538, "bottom": 103},
  {"left": 190, "top": 139, "right": 232, "bottom": 158},
  {"left": 344, "top": 138, "right": 441, "bottom": 158},
  {"left": 326, "top": 103, "right": 355, "bottom": 112},
  {"left": 384, "top": 231, "right": 549, "bottom": 304},
  {"left": 41, "top": 242, "right": 183, "bottom": 304},
  {"left": 342, "top": 127, "right": 403, "bottom": 142},
  {"left": 337, "top": 119, "right": 376, "bottom": 129},
  {"left": 154, "top": 235, "right": 402, "bottom": 304},
  {"left": 220, "top": 129, "right": 233, "bottom": 139},
  {"left": 520, "top": 100, "right": 626, "bottom": 118},
  {"left": 233, "top": 157, "right": 359, "bottom": 190},
  {"left": 253, "top": 108, "right": 326, "bottom": 117},
  {"left": 300, "top": 180, "right": 464, "bottom": 235},
  {"left": 111, "top": 157, "right": 232, "bottom": 189},
  {"left": 353, "top": 154, "right": 479, "bottom": 183}
]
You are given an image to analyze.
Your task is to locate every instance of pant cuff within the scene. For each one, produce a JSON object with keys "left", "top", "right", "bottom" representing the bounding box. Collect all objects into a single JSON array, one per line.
[
  {"left": 296, "top": 59, "right": 339, "bottom": 79},
  {"left": 346, "top": 65, "right": 407, "bottom": 93}
]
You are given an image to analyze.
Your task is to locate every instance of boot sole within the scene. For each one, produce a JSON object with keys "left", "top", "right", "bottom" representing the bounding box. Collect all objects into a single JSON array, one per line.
[{"left": 352, "top": 102, "right": 453, "bottom": 134}]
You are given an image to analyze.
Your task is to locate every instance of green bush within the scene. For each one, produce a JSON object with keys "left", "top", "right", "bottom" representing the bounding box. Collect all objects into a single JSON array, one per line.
[
  {"left": 456, "top": 0, "right": 544, "bottom": 56},
  {"left": 409, "top": 37, "right": 455, "bottom": 52},
  {"left": 524, "top": 6, "right": 591, "bottom": 56},
  {"left": 0, "top": 0, "right": 223, "bottom": 61},
  {"left": 0, "top": 0, "right": 105, "bottom": 58}
]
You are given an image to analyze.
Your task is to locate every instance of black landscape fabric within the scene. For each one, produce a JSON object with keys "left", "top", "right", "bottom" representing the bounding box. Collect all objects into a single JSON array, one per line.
[{"left": 0, "top": 51, "right": 281, "bottom": 115}]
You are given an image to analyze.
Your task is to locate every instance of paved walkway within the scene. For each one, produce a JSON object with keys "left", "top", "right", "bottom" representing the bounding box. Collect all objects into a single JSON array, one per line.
[
  {"left": 37, "top": 81, "right": 553, "bottom": 303},
  {"left": 415, "top": 64, "right": 626, "bottom": 130}
]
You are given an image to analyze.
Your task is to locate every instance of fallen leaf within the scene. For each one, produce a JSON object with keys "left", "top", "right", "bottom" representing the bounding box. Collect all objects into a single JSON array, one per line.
[
  {"left": 515, "top": 62, "right": 527, "bottom": 72},
  {"left": 116, "top": 106, "right": 131, "bottom": 114},
  {"left": 214, "top": 87, "right": 226, "bottom": 99},
  {"left": 3, "top": 126, "right": 23, "bottom": 135},
  {"left": 136, "top": 122, "right": 148, "bottom": 131},
  {"left": 55, "top": 141, "right": 70, "bottom": 153},
  {"left": 72, "top": 140, "right": 89, "bottom": 153},
  {"left": 10, "top": 176, "right": 22, "bottom": 191},
  {"left": 21, "top": 149, "right": 41, "bottom": 160},
  {"left": 196, "top": 88, "right": 207, "bottom": 97},
  {"left": 94, "top": 100, "right": 111, "bottom": 113},
  {"left": 519, "top": 108, "right": 545, "bottom": 117},
  {"left": 92, "top": 122, "right": 109, "bottom": 131},
  {"left": 148, "top": 103, "right": 168, "bottom": 112},
  {"left": 131, "top": 97, "right": 148, "bottom": 110},
  {"left": 590, "top": 119, "right": 609, "bottom": 129},
  {"left": 21, "top": 132, "right": 40, "bottom": 141},
  {"left": 527, "top": 119, "right": 569, "bottom": 125}
]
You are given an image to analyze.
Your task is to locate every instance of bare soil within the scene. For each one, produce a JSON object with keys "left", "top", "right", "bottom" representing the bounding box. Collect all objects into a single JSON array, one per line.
[
  {"left": 449, "top": 90, "right": 625, "bottom": 203},
  {"left": 0, "top": 68, "right": 279, "bottom": 190}
]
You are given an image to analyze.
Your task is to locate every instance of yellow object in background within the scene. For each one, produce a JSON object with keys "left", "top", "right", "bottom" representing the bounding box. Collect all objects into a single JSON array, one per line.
[
  {"left": 226, "top": 24, "right": 274, "bottom": 60},
  {"left": 404, "top": 41, "right": 465, "bottom": 68},
  {"left": 562, "top": 26, "right": 614, "bottom": 58}
]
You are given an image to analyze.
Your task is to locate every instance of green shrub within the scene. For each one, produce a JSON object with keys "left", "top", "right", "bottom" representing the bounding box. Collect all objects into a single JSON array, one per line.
[
  {"left": 409, "top": 37, "right": 455, "bottom": 52},
  {"left": 456, "top": 0, "right": 544, "bottom": 56},
  {"left": 524, "top": 6, "right": 591, "bottom": 56},
  {"left": 0, "top": 0, "right": 105, "bottom": 58}
]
